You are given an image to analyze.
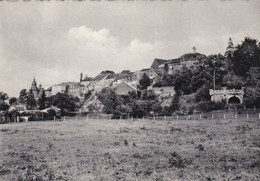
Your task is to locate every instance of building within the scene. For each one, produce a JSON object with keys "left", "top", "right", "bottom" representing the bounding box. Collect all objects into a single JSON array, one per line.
[
  {"left": 114, "top": 82, "right": 137, "bottom": 95},
  {"left": 151, "top": 53, "right": 207, "bottom": 75},
  {"left": 29, "top": 78, "right": 45, "bottom": 101},
  {"left": 80, "top": 94, "right": 104, "bottom": 113},
  {"left": 225, "top": 38, "right": 235, "bottom": 57},
  {"left": 86, "top": 72, "right": 117, "bottom": 93},
  {"left": 209, "top": 87, "right": 244, "bottom": 104},
  {"left": 112, "top": 70, "right": 137, "bottom": 88},
  {"left": 134, "top": 68, "right": 160, "bottom": 85},
  {"left": 49, "top": 82, "right": 84, "bottom": 98}
]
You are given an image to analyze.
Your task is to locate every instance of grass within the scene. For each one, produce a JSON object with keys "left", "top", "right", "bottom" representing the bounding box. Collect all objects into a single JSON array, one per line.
[{"left": 0, "top": 116, "right": 259, "bottom": 180}]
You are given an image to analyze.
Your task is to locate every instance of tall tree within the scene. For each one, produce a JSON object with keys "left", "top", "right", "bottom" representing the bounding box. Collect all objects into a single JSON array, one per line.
[
  {"left": 231, "top": 37, "right": 260, "bottom": 76},
  {"left": 19, "top": 89, "right": 28, "bottom": 104},
  {"left": 139, "top": 73, "right": 151, "bottom": 90},
  {"left": 0, "top": 92, "right": 9, "bottom": 111},
  {"left": 27, "top": 90, "right": 36, "bottom": 110}
]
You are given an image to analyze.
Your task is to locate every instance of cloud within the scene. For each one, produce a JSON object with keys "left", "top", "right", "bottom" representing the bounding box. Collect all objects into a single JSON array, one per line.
[
  {"left": 68, "top": 26, "right": 119, "bottom": 50},
  {"left": 66, "top": 25, "right": 161, "bottom": 73},
  {"left": 126, "top": 39, "right": 154, "bottom": 52}
]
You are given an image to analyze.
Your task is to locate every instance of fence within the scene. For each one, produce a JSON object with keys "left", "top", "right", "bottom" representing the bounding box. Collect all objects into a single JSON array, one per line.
[
  {"left": 1, "top": 110, "right": 260, "bottom": 124},
  {"left": 59, "top": 111, "right": 260, "bottom": 122}
]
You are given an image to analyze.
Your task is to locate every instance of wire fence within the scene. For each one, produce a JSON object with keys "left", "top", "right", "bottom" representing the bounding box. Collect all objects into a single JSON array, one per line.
[{"left": 1, "top": 109, "right": 260, "bottom": 124}]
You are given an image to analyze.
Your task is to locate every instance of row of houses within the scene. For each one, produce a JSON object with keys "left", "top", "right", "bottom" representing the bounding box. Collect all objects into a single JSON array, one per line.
[
  {"left": 25, "top": 52, "right": 204, "bottom": 113},
  {"left": 48, "top": 53, "right": 205, "bottom": 97}
]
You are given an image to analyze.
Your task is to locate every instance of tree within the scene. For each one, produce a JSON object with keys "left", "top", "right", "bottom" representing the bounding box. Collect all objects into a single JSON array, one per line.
[
  {"left": 141, "top": 90, "right": 157, "bottom": 101},
  {"left": 19, "top": 89, "right": 28, "bottom": 104},
  {"left": 50, "top": 93, "right": 79, "bottom": 113},
  {"left": 27, "top": 90, "right": 36, "bottom": 110},
  {"left": 98, "top": 88, "right": 121, "bottom": 114},
  {"left": 38, "top": 91, "right": 46, "bottom": 110},
  {"left": 9, "top": 97, "right": 17, "bottom": 105},
  {"left": 231, "top": 37, "right": 260, "bottom": 76},
  {"left": 139, "top": 73, "right": 151, "bottom": 90},
  {"left": 0, "top": 92, "right": 9, "bottom": 111}
]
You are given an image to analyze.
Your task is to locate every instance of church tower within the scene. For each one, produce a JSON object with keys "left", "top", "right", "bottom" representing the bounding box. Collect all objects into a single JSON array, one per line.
[
  {"left": 80, "top": 72, "right": 83, "bottom": 82},
  {"left": 225, "top": 38, "right": 235, "bottom": 57},
  {"left": 31, "top": 78, "right": 37, "bottom": 91},
  {"left": 31, "top": 78, "right": 39, "bottom": 100}
]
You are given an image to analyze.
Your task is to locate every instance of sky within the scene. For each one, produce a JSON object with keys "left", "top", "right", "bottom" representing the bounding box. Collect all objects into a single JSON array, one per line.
[{"left": 0, "top": 0, "right": 260, "bottom": 97}]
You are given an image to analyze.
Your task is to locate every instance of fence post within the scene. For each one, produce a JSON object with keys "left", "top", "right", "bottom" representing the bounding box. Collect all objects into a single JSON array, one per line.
[
  {"left": 177, "top": 114, "right": 178, "bottom": 120},
  {"left": 64, "top": 116, "right": 65, "bottom": 121},
  {"left": 259, "top": 113, "right": 260, "bottom": 119},
  {"left": 224, "top": 114, "right": 225, "bottom": 120},
  {"left": 212, "top": 114, "right": 214, "bottom": 120},
  {"left": 153, "top": 115, "right": 155, "bottom": 121},
  {"left": 247, "top": 114, "right": 249, "bottom": 120},
  {"left": 254, "top": 105, "right": 256, "bottom": 110},
  {"left": 164, "top": 115, "right": 167, "bottom": 120},
  {"left": 200, "top": 114, "right": 202, "bottom": 119},
  {"left": 54, "top": 116, "right": 56, "bottom": 121}
]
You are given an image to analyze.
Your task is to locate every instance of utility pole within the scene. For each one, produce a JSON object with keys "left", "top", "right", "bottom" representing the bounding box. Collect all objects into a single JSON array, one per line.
[{"left": 213, "top": 58, "right": 216, "bottom": 90}]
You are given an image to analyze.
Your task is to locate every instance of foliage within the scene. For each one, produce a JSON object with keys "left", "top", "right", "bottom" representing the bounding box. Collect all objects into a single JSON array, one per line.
[
  {"left": 38, "top": 91, "right": 46, "bottom": 110},
  {"left": 231, "top": 37, "right": 260, "bottom": 76},
  {"left": 26, "top": 90, "right": 37, "bottom": 110},
  {"left": 141, "top": 90, "right": 157, "bottom": 101},
  {"left": 0, "top": 92, "right": 9, "bottom": 111},
  {"left": 19, "top": 89, "right": 28, "bottom": 104},
  {"left": 243, "top": 87, "right": 260, "bottom": 108},
  {"left": 46, "top": 93, "right": 79, "bottom": 114},
  {"left": 9, "top": 97, "right": 17, "bottom": 106},
  {"left": 139, "top": 73, "right": 151, "bottom": 90},
  {"left": 222, "top": 72, "right": 245, "bottom": 89}
]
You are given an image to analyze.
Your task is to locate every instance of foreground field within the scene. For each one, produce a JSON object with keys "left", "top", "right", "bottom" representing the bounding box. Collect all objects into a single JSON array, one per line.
[{"left": 0, "top": 117, "right": 259, "bottom": 181}]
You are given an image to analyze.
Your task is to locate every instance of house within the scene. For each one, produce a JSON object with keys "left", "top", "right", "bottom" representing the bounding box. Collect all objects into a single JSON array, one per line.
[
  {"left": 114, "top": 82, "right": 137, "bottom": 95},
  {"left": 51, "top": 83, "right": 69, "bottom": 95},
  {"left": 151, "top": 53, "right": 207, "bottom": 75},
  {"left": 134, "top": 68, "right": 159, "bottom": 85},
  {"left": 112, "top": 70, "right": 137, "bottom": 88},
  {"left": 12, "top": 104, "right": 27, "bottom": 113},
  {"left": 41, "top": 106, "right": 61, "bottom": 116},
  {"left": 160, "top": 98, "right": 173, "bottom": 107},
  {"left": 86, "top": 71, "right": 117, "bottom": 93},
  {"left": 80, "top": 94, "right": 104, "bottom": 113},
  {"left": 50, "top": 82, "right": 84, "bottom": 97}
]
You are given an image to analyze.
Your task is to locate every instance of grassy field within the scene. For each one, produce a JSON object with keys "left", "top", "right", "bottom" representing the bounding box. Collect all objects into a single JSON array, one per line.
[{"left": 0, "top": 116, "right": 259, "bottom": 181}]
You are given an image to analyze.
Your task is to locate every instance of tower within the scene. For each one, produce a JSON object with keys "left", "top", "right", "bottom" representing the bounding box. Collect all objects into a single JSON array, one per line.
[
  {"left": 31, "top": 78, "right": 37, "bottom": 91},
  {"left": 192, "top": 46, "right": 196, "bottom": 53},
  {"left": 225, "top": 38, "right": 235, "bottom": 57},
  {"left": 80, "top": 72, "right": 83, "bottom": 82}
]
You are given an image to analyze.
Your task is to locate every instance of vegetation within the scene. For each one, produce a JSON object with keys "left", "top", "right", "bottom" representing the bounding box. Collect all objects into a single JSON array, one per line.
[
  {"left": 0, "top": 92, "right": 9, "bottom": 111},
  {"left": 139, "top": 73, "right": 151, "bottom": 90}
]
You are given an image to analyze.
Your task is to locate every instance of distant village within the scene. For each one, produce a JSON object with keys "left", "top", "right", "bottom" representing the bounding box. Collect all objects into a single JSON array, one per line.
[
  {"left": 31, "top": 51, "right": 208, "bottom": 110},
  {"left": 1, "top": 37, "right": 260, "bottom": 122}
]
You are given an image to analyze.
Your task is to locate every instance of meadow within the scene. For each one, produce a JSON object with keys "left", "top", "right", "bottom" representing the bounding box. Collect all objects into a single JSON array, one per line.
[{"left": 0, "top": 115, "right": 259, "bottom": 181}]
